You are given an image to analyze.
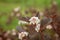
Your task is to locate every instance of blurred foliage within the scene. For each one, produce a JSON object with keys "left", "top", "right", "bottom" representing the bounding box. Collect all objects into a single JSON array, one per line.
[
  {"left": 0, "top": 0, "right": 60, "bottom": 13},
  {"left": 0, "top": 0, "right": 51, "bottom": 13}
]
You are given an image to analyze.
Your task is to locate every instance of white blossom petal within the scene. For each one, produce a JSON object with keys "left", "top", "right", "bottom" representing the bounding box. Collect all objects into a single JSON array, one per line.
[
  {"left": 46, "top": 25, "right": 52, "bottom": 29},
  {"left": 18, "top": 32, "right": 28, "bottom": 40},
  {"left": 18, "top": 20, "right": 28, "bottom": 25},
  {"left": 35, "top": 24, "right": 40, "bottom": 32}
]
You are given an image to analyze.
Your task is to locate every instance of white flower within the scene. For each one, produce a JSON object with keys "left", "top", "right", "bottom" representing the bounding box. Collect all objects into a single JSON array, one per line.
[
  {"left": 35, "top": 24, "right": 40, "bottom": 32},
  {"left": 29, "top": 16, "right": 40, "bottom": 24},
  {"left": 46, "top": 25, "right": 52, "bottom": 29},
  {"left": 23, "top": 32, "right": 29, "bottom": 36},
  {"left": 18, "top": 32, "right": 28, "bottom": 40},
  {"left": 14, "top": 7, "right": 20, "bottom": 12},
  {"left": 18, "top": 33, "right": 25, "bottom": 40},
  {"left": 18, "top": 20, "right": 28, "bottom": 25}
]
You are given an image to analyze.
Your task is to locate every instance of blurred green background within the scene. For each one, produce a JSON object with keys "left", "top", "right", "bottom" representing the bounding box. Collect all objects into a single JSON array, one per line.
[{"left": 0, "top": 0, "right": 60, "bottom": 31}]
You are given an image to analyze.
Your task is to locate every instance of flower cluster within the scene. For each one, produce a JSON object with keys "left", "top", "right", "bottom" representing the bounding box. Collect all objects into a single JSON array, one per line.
[
  {"left": 29, "top": 16, "right": 40, "bottom": 25},
  {"left": 29, "top": 16, "right": 40, "bottom": 32},
  {"left": 18, "top": 32, "right": 29, "bottom": 40}
]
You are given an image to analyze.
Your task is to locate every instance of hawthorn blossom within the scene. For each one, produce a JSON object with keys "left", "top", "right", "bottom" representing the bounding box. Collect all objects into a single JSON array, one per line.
[
  {"left": 46, "top": 25, "right": 52, "bottom": 29},
  {"left": 29, "top": 16, "right": 40, "bottom": 25},
  {"left": 18, "top": 32, "right": 29, "bottom": 40},
  {"left": 14, "top": 7, "right": 20, "bottom": 12},
  {"left": 35, "top": 24, "right": 40, "bottom": 32},
  {"left": 18, "top": 20, "right": 28, "bottom": 25}
]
